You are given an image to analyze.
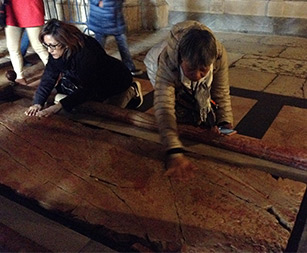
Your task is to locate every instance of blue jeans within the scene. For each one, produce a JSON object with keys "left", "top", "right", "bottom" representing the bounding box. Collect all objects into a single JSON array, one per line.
[
  {"left": 95, "top": 33, "right": 136, "bottom": 71},
  {"left": 20, "top": 30, "right": 30, "bottom": 57}
]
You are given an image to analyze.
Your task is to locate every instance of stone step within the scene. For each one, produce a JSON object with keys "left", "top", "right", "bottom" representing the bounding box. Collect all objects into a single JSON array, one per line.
[{"left": 0, "top": 195, "right": 116, "bottom": 252}]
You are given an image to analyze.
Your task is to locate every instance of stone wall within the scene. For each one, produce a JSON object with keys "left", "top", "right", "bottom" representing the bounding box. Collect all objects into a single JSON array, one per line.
[
  {"left": 166, "top": 0, "right": 307, "bottom": 19},
  {"left": 43, "top": 0, "right": 306, "bottom": 36},
  {"left": 166, "top": 0, "right": 307, "bottom": 37},
  {"left": 121, "top": 0, "right": 169, "bottom": 31},
  {"left": 43, "top": 0, "right": 169, "bottom": 32}
]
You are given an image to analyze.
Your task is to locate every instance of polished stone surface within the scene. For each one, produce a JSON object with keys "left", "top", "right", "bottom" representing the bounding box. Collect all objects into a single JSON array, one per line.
[
  {"left": 0, "top": 103, "right": 305, "bottom": 252},
  {"left": 263, "top": 106, "right": 307, "bottom": 150}
]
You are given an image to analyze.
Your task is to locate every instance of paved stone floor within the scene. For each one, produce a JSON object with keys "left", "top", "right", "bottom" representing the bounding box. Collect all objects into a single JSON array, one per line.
[{"left": 0, "top": 24, "right": 307, "bottom": 252}]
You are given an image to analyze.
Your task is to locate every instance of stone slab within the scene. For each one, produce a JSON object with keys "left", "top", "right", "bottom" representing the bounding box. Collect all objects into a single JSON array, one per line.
[
  {"left": 260, "top": 35, "right": 307, "bottom": 48},
  {"left": 229, "top": 67, "right": 277, "bottom": 91},
  {"left": 227, "top": 52, "right": 244, "bottom": 66},
  {"left": 262, "top": 106, "right": 307, "bottom": 151},
  {"left": 0, "top": 221, "right": 50, "bottom": 252},
  {"left": 280, "top": 47, "right": 307, "bottom": 61},
  {"left": 223, "top": 41, "right": 285, "bottom": 57},
  {"left": 215, "top": 32, "right": 264, "bottom": 44},
  {"left": 264, "top": 75, "right": 306, "bottom": 98},
  {"left": 233, "top": 55, "right": 307, "bottom": 78},
  {"left": 71, "top": 113, "right": 307, "bottom": 183},
  {"left": 0, "top": 196, "right": 107, "bottom": 252},
  {"left": 230, "top": 96, "right": 257, "bottom": 127},
  {"left": 4, "top": 83, "right": 307, "bottom": 172},
  {"left": 0, "top": 103, "right": 306, "bottom": 252}
]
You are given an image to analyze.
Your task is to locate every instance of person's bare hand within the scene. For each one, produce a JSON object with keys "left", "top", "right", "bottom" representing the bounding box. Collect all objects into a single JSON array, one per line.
[
  {"left": 164, "top": 154, "right": 199, "bottom": 182},
  {"left": 98, "top": 0, "right": 103, "bottom": 7},
  {"left": 210, "top": 125, "right": 220, "bottom": 134},
  {"left": 25, "top": 104, "right": 42, "bottom": 116},
  {"left": 36, "top": 103, "right": 62, "bottom": 117}
]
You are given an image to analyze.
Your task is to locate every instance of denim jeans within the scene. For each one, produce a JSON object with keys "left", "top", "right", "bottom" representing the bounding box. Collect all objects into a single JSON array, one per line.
[
  {"left": 95, "top": 33, "right": 136, "bottom": 71},
  {"left": 20, "top": 29, "right": 29, "bottom": 57}
]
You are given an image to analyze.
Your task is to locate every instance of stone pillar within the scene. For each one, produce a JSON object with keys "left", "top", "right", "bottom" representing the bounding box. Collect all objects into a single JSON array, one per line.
[
  {"left": 123, "top": 0, "right": 142, "bottom": 32},
  {"left": 44, "top": 0, "right": 89, "bottom": 32},
  {"left": 44, "top": 0, "right": 66, "bottom": 20},
  {"left": 140, "top": 0, "right": 169, "bottom": 30}
]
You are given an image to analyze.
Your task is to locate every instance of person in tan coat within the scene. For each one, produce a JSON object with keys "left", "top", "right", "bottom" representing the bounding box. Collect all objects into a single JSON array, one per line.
[{"left": 146, "top": 20, "right": 234, "bottom": 181}]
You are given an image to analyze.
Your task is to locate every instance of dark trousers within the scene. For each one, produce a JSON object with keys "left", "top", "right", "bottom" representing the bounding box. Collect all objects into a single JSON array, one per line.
[{"left": 95, "top": 33, "right": 136, "bottom": 71}]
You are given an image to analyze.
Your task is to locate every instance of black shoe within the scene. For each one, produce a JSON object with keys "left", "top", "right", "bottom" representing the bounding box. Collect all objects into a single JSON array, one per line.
[
  {"left": 131, "top": 69, "right": 143, "bottom": 76},
  {"left": 23, "top": 59, "right": 33, "bottom": 67},
  {"left": 131, "top": 81, "right": 143, "bottom": 108}
]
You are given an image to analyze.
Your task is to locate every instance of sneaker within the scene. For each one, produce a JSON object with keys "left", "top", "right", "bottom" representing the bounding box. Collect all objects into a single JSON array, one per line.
[
  {"left": 54, "top": 93, "right": 67, "bottom": 104},
  {"left": 131, "top": 81, "right": 143, "bottom": 108},
  {"left": 23, "top": 59, "right": 33, "bottom": 67},
  {"left": 131, "top": 69, "right": 143, "bottom": 76}
]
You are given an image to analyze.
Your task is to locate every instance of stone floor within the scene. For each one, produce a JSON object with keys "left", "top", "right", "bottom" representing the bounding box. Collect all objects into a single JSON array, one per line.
[{"left": 0, "top": 23, "right": 307, "bottom": 252}]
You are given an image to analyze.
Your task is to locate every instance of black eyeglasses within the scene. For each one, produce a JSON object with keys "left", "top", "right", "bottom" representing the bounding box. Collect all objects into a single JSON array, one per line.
[{"left": 42, "top": 42, "right": 60, "bottom": 50}]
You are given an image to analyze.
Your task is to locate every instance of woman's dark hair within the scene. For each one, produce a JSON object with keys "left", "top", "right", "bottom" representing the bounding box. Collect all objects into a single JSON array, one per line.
[
  {"left": 39, "top": 19, "right": 85, "bottom": 59},
  {"left": 179, "top": 29, "right": 217, "bottom": 69}
]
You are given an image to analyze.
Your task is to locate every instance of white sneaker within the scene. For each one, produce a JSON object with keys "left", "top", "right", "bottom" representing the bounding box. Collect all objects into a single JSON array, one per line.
[
  {"left": 54, "top": 93, "right": 67, "bottom": 104},
  {"left": 131, "top": 69, "right": 143, "bottom": 76},
  {"left": 131, "top": 81, "right": 143, "bottom": 108}
]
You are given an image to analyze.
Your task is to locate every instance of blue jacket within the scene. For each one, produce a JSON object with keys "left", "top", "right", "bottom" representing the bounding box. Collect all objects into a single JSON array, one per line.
[{"left": 88, "top": 0, "right": 126, "bottom": 35}]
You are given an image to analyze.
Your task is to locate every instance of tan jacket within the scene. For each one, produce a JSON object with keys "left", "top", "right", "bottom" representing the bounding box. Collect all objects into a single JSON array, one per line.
[{"left": 154, "top": 20, "right": 233, "bottom": 151}]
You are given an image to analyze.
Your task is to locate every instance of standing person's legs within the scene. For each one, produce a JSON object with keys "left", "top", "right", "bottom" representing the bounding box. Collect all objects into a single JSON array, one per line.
[
  {"left": 5, "top": 25, "right": 24, "bottom": 81},
  {"left": 20, "top": 29, "right": 33, "bottom": 67},
  {"left": 26, "top": 26, "right": 48, "bottom": 65},
  {"left": 94, "top": 33, "right": 107, "bottom": 48},
  {"left": 114, "top": 33, "right": 136, "bottom": 71},
  {"left": 20, "top": 29, "right": 29, "bottom": 57}
]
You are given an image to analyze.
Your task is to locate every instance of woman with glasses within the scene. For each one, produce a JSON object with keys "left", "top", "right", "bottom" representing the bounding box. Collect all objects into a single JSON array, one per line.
[
  {"left": 4, "top": 0, "right": 48, "bottom": 85},
  {"left": 25, "top": 19, "right": 143, "bottom": 117}
]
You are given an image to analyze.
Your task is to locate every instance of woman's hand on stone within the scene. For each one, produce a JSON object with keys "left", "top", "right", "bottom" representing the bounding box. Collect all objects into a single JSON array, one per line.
[
  {"left": 25, "top": 104, "right": 42, "bottom": 116},
  {"left": 36, "top": 103, "right": 62, "bottom": 117}
]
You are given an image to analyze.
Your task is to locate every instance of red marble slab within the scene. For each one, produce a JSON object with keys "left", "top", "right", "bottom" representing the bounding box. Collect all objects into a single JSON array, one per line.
[
  {"left": 76, "top": 101, "right": 307, "bottom": 172},
  {"left": 0, "top": 102, "right": 305, "bottom": 252}
]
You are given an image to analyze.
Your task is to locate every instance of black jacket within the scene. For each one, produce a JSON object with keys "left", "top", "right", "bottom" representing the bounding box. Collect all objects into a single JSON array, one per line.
[{"left": 33, "top": 35, "right": 132, "bottom": 111}]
